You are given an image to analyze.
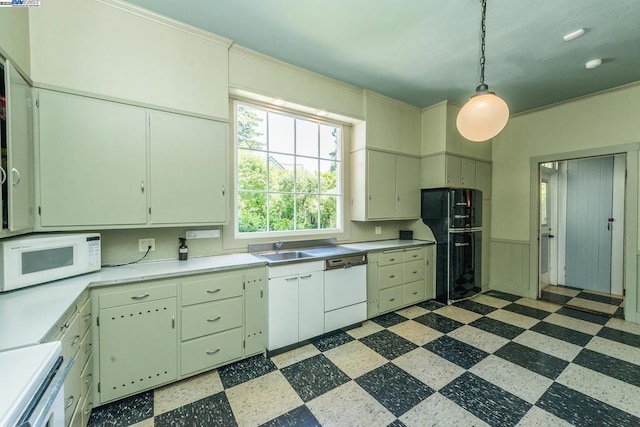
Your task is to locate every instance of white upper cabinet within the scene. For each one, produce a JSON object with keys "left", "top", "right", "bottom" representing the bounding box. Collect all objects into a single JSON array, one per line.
[
  {"left": 37, "top": 90, "right": 229, "bottom": 229},
  {"left": 149, "top": 111, "right": 227, "bottom": 225},
  {"left": 29, "top": 0, "right": 231, "bottom": 119},
  {"left": 353, "top": 90, "right": 421, "bottom": 156},
  {"left": 38, "top": 90, "right": 148, "bottom": 227},
  {"left": 0, "top": 59, "right": 34, "bottom": 237},
  {"left": 351, "top": 150, "right": 420, "bottom": 221}
]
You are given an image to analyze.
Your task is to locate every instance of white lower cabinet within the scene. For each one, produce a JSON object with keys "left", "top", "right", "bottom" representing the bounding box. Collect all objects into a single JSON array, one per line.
[
  {"left": 91, "top": 266, "right": 267, "bottom": 405},
  {"left": 267, "top": 261, "right": 324, "bottom": 351},
  {"left": 367, "top": 245, "right": 436, "bottom": 318}
]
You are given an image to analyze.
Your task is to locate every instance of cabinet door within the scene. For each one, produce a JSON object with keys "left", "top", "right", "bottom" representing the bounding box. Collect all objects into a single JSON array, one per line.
[
  {"left": 149, "top": 112, "right": 227, "bottom": 224},
  {"left": 244, "top": 269, "right": 266, "bottom": 356},
  {"left": 445, "top": 155, "right": 462, "bottom": 187},
  {"left": 6, "top": 61, "right": 33, "bottom": 232},
  {"left": 38, "top": 91, "right": 147, "bottom": 226},
  {"left": 475, "top": 161, "right": 492, "bottom": 199},
  {"left": 98, "top": 297, "right": 177, "bottom": 403},
  {"left": 298, "top": 271, "right": 324, "bottom": 341},
  {"left": 367, "top": 150, "right": 396, "bottom": 219},
  {"left": 395, "top": 155, "right": 420, "bottom": 219},
  {"left": 267, "top": 276, "right": 298, "bottom": 350},
  {"left": 425, "top": 245, "right": 435, "bottom": 300},
  {"left": 461, "top": 158, "right": 476, "bottom": 188}
]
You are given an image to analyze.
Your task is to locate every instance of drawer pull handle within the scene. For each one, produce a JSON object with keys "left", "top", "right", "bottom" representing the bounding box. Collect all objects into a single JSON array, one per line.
[
  {"left": 71, "top": 335, "right": 81, "bottom": 346},
  {"left": 206, "top": 289, "right": 221, "bottom": 294},
  {"left": 389, "top": 275, "right": 395, "bottom": 278},
  {"left": 84, "top": 403, "right": 93, "bottom": 415},
  {"left": 207, "top": 316, "right": 222, "bottom": 322},
  {"left": 389, "top": 298, "right": 396, "bottom": 302},
  {"left": 83, "top": 314, "right": 91, "bottom": 322},
  {"left": 131, "top": 294, "right": 150, "bottom": 300},
  {"left": 206, "top": 348, "right": 221, "bottom": 355},
  {"left": 300, "top": 274, "right": 312, "bottom": 279},
  {"left": 65, "top": 396, "right": 75, "bottom": 409},
  {"left": 413, "top": 255, "right": 418, "bottom": 258},
  {"left": 412, "top": 291, "right": 418, "bottom": 295},
  {"left": 285, "top": 277, "right": 297, "bottom": 281},
  {"left": 84, "top": 373, "right": 93, "bottom": 384},
  {"left": 389, "top": 258, "right": 396, "bottom": 262},
  {"left": 413, "top": 271, "right": 418, "bottom": 274}
]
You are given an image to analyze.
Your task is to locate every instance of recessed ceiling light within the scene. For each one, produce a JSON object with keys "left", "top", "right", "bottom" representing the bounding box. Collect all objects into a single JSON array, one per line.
[
  {"left": 585, "top": 59, "right": 602, "bottom": 69},
  {"left": 272, "top": 99, "right": 285, "bottom": 106},
  {"left": 563, "top": 28, "right": 586, "bottom": 42},
  {"left": 317, "top": 110, "right": 328, "bottom": 117}
]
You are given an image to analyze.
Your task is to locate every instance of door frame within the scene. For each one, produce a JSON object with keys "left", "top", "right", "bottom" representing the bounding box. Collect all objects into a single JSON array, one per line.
[
  {"left": 529, "top": 143, "right": 639, "bottom": 323},
  {"left": 539, "top": 165, "right": 558, "bottom": 289}
]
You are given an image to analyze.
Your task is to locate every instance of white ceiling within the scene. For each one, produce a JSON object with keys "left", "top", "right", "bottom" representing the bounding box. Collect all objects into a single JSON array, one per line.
[{"left": 124, "top": 0, "right": 640, "bottom": 114}]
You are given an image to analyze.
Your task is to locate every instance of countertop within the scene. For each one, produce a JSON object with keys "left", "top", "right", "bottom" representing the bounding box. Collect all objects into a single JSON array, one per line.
[
  {"left": 0, "top": 239, "right": 434, "bottom": 352},
  {"left": 341, "top": 239, "right": 434, "bottom": 252}
]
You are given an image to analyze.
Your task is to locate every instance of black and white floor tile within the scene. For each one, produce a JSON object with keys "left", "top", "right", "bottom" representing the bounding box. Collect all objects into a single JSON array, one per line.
[{"left": 88, "top": 292, "right": 640, "bottom": 427}]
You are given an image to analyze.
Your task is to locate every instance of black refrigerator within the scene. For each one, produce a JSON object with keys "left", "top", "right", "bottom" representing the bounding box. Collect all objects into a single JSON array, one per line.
[{"left": 421, "top": 188, "right": 482, "bottom": 304}]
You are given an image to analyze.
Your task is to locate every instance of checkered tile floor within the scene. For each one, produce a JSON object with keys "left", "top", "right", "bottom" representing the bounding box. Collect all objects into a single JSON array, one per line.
[
  {"left": 88, "top": 290, "right": 640, "bottom": 427},
  {"left": 541, "top": 284, "right": 625, "bottom": 318}
]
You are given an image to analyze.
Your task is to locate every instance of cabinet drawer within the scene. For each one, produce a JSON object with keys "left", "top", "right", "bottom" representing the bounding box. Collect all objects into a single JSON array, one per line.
[
  {"left": 379, "top": 286, "right": 404, "bottom": 313},
  {"left": 62, "top": 314, "right": 82, "bottom": 362},
  {"left": 79, "top": 297, "right": 92, "bottom": 338},
  {"left": 181, "top": 272, "right": 244, "bottom": 306},
  {"left": 99, "top": 282, "right": 177, "bottom": 309},
  {"left": 81, "top": 355, "right": 93, "bottom": 401},
  {"left": 79, "top": 329, "right": 92, "bottom": 370},
  {"left": 181, "top": 327, "right": 243, "bottom": 376},
  {"left": 182, "top": 297, "right": 243, "bottom": 341},
  {"left": 404, "top": 280, "right": 426, "bottom": 305},
  {"left": 403, "top": 260, "right": 425, "bottom": 283},
  {"left": 378, "top": 251, "right": 404, "bottom": 266},
  {"left": 403, "top": 248, "right": 424, "bottom": 262},
  {"left": 378, "top": 264, "right": 403, "bottom": 289},
  {"left": 64, "top": 355, "right": 82, "bottom": 425},
  {"left": 81, "top": 393, "right": 94, "bottom": 427}
]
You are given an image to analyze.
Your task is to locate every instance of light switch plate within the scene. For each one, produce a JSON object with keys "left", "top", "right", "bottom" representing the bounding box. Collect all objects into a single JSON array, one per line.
[{"left": 375, "top": 226, "right": 382, "bottom": 235}]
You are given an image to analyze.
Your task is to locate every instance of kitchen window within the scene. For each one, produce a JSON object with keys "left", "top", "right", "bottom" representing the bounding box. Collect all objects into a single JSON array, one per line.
[{"left": 234, "top": 101, "right": 342, "bottom": 236}]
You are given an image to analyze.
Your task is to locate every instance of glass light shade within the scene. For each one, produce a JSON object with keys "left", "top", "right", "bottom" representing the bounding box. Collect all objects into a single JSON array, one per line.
[{"left": 456, "top": 92, "right": 510, "bottom": 142}]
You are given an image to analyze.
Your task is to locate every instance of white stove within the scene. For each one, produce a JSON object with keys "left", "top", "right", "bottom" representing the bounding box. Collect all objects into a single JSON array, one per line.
[{"left": 0, "top": 342, "right": 71, "bottom": 427}]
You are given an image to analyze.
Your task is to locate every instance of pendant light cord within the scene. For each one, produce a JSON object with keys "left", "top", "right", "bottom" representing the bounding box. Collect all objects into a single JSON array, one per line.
[{"left": 479, "top": 0, "right": 487, "bottom": 88}]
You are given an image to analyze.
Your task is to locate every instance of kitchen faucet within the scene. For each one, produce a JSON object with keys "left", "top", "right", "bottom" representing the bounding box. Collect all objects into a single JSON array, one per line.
[{"left": 274, "top": 240, "right": 284, "bottom": 252}]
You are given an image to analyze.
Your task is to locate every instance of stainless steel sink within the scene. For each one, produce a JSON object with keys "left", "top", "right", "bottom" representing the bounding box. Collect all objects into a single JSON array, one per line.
[{"left": 260, "top": 251, "right": 313, "bottom": 261}]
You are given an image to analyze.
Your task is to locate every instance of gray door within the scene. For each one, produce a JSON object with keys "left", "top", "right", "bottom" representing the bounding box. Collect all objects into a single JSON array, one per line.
[{"left": 565, "top": 156, "right": 613, "bottom": 292}]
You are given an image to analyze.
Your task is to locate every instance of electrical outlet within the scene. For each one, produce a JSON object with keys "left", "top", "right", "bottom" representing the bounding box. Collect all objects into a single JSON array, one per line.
[
  {"left": 138, "top": 238, "right": 156, "bottom": 252},
  {"left": 375, "top": 226, "right": 382, "bottom": 235}
]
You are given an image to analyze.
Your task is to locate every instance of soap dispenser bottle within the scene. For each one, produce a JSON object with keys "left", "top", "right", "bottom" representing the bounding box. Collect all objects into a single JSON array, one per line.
[{"left": 178, "top": 238, "right": 188, "bottom": 261}]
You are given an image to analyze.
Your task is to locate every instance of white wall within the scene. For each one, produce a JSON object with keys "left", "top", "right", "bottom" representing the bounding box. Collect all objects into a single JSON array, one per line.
[
  {"left": 491, "top": 82, "right": 640, "bottom": 322},
  {"left": 0, "top": 7, "right": 30, "bottom": 75},
  {"left": 28, "top": 0, "right": 231, "bottom": 119}
]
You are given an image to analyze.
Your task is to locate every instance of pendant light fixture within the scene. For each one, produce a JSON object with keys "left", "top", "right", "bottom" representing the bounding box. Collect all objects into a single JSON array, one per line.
[{"left": 456, "top": 0, "right": 509, "bottom": 142}]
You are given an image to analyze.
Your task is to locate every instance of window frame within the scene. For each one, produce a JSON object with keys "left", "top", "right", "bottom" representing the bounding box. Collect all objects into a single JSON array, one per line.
[{"left": 233, "top": 99, "right": 344, "bottom": 239}]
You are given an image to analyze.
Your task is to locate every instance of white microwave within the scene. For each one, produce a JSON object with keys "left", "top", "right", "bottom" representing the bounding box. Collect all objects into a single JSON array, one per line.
[{"left": 0, "top": 233, "right": 101, "bottom": 292}]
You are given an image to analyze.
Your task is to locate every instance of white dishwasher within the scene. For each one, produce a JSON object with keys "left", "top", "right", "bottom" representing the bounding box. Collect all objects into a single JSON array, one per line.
[{"left": 324, "top": 254, "right": 367, "bottom": 332}]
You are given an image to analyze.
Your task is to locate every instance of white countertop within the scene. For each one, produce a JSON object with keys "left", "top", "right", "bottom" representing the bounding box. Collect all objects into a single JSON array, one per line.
[
  {"left": 0, "top": 341, "right": 62, "bottom": 427},
  {"left": 0, "top": 253, "right": 265, "bottom": 352},
  {"left": 341, "top": 239, "right": 434, "bottom": 252},
  {"left": 0, "top": 241, "right": 435, "bottom": 352}
]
